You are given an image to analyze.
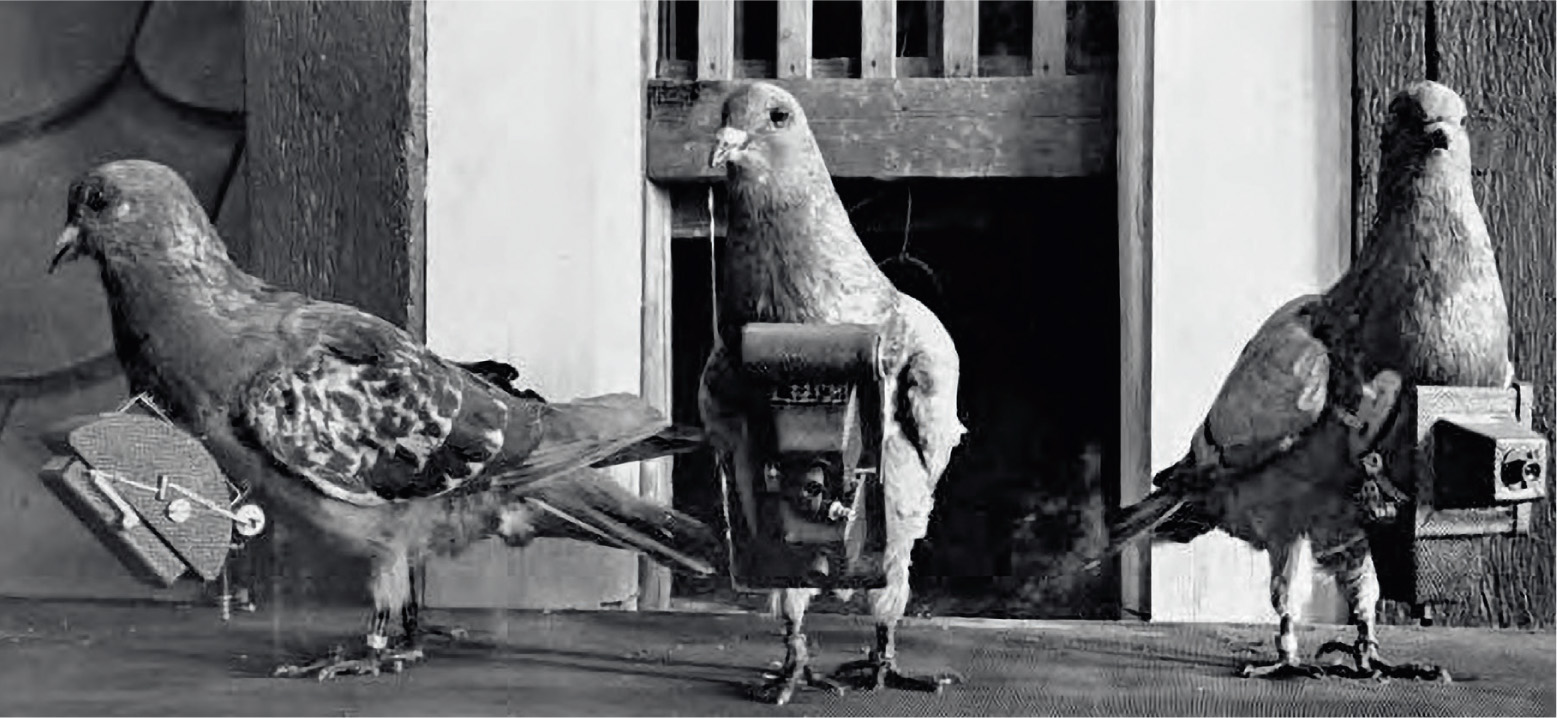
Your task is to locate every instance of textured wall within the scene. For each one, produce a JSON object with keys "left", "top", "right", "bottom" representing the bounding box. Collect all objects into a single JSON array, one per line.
[{"left": 0, "top": 1, "right": 245, "bottom": 600}]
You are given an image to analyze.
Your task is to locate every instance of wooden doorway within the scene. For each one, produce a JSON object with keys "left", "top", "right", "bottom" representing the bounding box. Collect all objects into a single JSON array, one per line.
[{"left": 641, "top": 0, "right": 1147, "bottom": 619}]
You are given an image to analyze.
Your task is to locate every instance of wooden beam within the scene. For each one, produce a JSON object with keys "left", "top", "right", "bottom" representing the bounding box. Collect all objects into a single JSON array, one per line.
[
  {"left": 697, "top": 0, "right": 736, "bottom": 80},
  {"left": 940, "top": 0, "right": 979, "bottom": 78},
  {"left": 1115, "top": 0, "right": 1152, "bottom": 622},
  {"left": 861, "top": 0, "right": 897, "bottom": 79},
  {"left": 245, "top": 0, "right": 426, "bottom": 331},
  {"left": 647, "top": 76, "right": 1113, "bottom": 179},
  {"left": 1032, "top": 0, "right": 1067, "bottom": 77},
  {"left": 639, "top": 0, "right": 676, "bottom": 612},
  {"left": 777, "top": 0, "right": 813, "bottom": 78}
]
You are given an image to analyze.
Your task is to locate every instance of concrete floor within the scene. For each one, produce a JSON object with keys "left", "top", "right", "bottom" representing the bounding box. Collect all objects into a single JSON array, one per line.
[{"left": 0, "top": 597, "right": 1551, "bottom": 717}]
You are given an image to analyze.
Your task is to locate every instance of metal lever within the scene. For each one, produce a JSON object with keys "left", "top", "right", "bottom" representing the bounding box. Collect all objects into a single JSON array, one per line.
[{"left": 90, "top": 469, "right": 141, "bottom": 531}]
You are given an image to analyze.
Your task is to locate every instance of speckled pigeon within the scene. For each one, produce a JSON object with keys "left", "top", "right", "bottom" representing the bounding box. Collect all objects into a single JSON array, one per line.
[{"left": 48, "top": 159, "right": 719, "bottom": 680}]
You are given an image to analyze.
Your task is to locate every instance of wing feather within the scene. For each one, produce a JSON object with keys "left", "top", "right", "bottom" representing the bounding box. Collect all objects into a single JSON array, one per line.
[
  {"left": 1186, "top": 294, "right": 1332, "bottom": 477},
  {"left": 241, "top": 304, "right": 508, "bottom": 506}
]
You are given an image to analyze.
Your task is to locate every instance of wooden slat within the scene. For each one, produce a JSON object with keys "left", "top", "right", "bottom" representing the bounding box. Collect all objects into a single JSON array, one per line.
[
  {"left": 1115, "top": 0, "right": 1152, "bottom": 622},
  {"left": 658, "top": 55, "right": 1037, "bottom": 80},
  {"left": 647, "top": 76, "right": 1113, "bottom": 179},
  {"left": 1032, "top": 0, "right": 1067, "bottom": 77},
  {"left": 940, "top": 0, "right": 980, "bottom": 77},
  {"left": 927, "top": 0, "right": 944, "bottom": 73},
  {"left": 656, "top": 0, "right": 678, "bottom": 78},
  {"left": 638, "top": 0, "right": 675, "bottom": 612},
  {"left": 697, "top": 0, "right": 736, "bottom": 80},
  {"left": 777, "top": 0, "right": 812, "bottom": 78},
  {"left": 861, "top": 0, "right": 897, "bottom": 79}
]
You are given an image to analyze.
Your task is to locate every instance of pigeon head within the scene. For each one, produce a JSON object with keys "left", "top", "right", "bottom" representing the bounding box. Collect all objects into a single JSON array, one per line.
[
  {"left": 50, "top": 159, "right": 224, "bottom": 274},
  {"left": 1382, "top": 80, "right": 1472, "bottom": 172},
  {"left": 708, "top": 82, "right": 822, "bottom": 181}
]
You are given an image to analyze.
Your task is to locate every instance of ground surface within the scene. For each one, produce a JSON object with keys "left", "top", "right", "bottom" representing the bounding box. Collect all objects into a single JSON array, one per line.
[{"left": 0, "top": 597, "right": 1550, "bottom": 717}]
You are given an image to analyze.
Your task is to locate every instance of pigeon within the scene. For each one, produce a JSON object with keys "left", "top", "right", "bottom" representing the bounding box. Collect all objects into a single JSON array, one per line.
[
  {"left": 1098, "top": 80, "right": 1511, "bottom": 682},
  {"left": 703, "top": 82, "right": 967, "bottom": 705},
  {"left": 48, "top": 159, "right": 720, "bottom": 680}
]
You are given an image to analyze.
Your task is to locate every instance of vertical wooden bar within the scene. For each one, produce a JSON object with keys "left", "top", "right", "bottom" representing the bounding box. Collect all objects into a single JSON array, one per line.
[
  {"left": 698, "top": 0, "right": 736, "bottom": 79},
  {"left": 246, "top": 0, "right": 425, "bottom": 330},
  {"left": 1031, "top": 0, "right": 1066, "bottom": 77},
  {"left": 940, "top": 0, "right": 979, "bottom": 77},
  {"left": 657, "top": 0, "right": 678, "bottom": 75},
  {"left": 861, "top": 0, "right": 897, "bottom": 78},
  {"left": 732, "top": 0, "right": 747, "bottom": 69},
  {"left": 638, "top": 0, "right": 676, "bottom": 612},
  {"left": 777, "top": 0, "right": 813, "bottom": 78},
  {"left": 927, "top": 0, "right": 943, "bottom": 69},
  {"left": 1115, "top": 0, "right": 1153, "bottom": 621}
]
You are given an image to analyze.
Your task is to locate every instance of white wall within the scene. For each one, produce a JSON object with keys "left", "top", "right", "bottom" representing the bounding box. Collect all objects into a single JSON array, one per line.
[
  {"left": 423, "top": 0, "right": 649, "bottom": 609},
  {"left": 1149, "top": 0, "right": 1353, "bottom": 623},
  {"left": 420, "top": 0, "right": 1358, "bottom": 620}
]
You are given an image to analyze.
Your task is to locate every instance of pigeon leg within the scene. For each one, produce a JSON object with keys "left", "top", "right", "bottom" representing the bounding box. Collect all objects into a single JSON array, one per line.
[
  {"left": 831, "top": 622, "right": 961, "bottom": 692},
  {"left": 1314, "top": 548, "right": 1451, "bottom": 682},
  {"left": 1241, "top": 539, "right": 1328, "bottom": 679},
  {"left": 754, "top": 588, "right": 845, "bottom": 705},
  {"left": 832, "top": 556, "right": 960, "bottom": 692},
  {"left": 400, "top": 561, "right": 469, "bottom": 649},
  {"left": 273, "top": 609, "right": 426, "bottom": 680}
]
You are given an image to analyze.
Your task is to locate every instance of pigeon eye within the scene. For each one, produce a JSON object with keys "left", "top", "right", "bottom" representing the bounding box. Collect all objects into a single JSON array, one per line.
[
  {"left": 769, "top": 107, "right": 791, "bottom": 127},
  {"left": 83, "top": 187, "right": 109, "bottom": 213}
]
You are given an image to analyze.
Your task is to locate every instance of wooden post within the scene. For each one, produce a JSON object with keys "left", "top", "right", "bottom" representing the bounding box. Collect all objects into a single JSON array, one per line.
[
  {"left": 698, "top": 0, "right": 736, "bottom": 80},
  {"left": 1032, "top": 0, "right": 1066, "bottom": 77},
  {"left": 778, "top": 0, "right": 813, "bottom": 78},
  {"left": 940, "top": 0, "right": 979, "bottom": 78},
  {"left": 639, "top": 0, "right": 677, "bottom": 612},
  {"left": 245, "top": 0, "right": 426, "bottom": 334},
  {"left": 1115, "top": 0, "right": 1153, "bottom": 621},
  {"left": 861, "top": 0, "right": 897, "bottom": 79}
]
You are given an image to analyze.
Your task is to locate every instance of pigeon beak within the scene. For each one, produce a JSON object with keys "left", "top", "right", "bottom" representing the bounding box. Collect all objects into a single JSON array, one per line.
[
  {"left": 1426, "top": 121, "right": 1454, "bottom": 152},
  {"left": 708, "top": 127, "right": 749, "bottom": 168},
  {"left": 48, "top": 224, "right": 83, "bottom": 274}
]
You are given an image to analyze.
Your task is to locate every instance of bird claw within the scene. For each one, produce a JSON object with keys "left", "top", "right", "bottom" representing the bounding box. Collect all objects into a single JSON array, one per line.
[
  {"left": 830, "top": 655, "right": 960, "bottom": 693},
  {"left": 272, "top": 646, "right": 425, "bottom": 681},
  {"left": 754, "top": 662, "right": 845, "bottom": 706},
  {"left": 1314, "top": 640, "right": 1452, "bottom": 683}
]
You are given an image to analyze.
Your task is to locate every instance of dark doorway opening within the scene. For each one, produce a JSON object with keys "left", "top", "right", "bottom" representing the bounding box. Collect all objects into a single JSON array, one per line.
[{"left": 669, "top": 176, "right": 1121, "bottom": 620}]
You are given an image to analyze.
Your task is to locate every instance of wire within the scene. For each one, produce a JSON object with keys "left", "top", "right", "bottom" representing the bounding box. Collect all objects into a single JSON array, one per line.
[{"left": 708, "top": 186, "right": 719, "bottom": 343}]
